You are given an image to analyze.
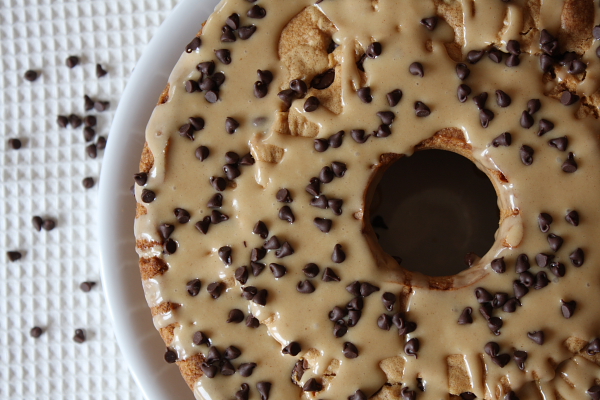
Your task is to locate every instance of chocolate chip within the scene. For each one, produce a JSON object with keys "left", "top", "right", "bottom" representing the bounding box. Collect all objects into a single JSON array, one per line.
[
  {"left": 460, "top": 392, "right": 477, "bottom": 400},
  {"left": 331, "top": 162, "right": 347, "bottom": 178},
  {"left": 479, "top": 303, "right": 493, "bottom": 320},
  {"left": 278, "top": 206, "right": 295, "bottom": 223},
  {"left": 482, "top": 342, "right": 499, "bottom": 357},
  {"left": 269, "top": 263, "right": 287, "bottom": 278},
  {"left": 488, "top": 317, "right": 503, "bottom": 335},
  {"left": 550, "top": 261, "right": 566, "bottom": 277},
  {"left": 244, "top": 314, "right": 259, "bottom": 328},
  {"left": 357, "top": 87, "right": 372, "bottom": 103},
  {"left": 301, "top": 96, "right": 320, "bottom": 112},
  {"left": 381, "top": 292, "right": 396, "bottom": 311},
  {"left": 360, "top": 282, "right": 380, "bottom": 297},
  {"left": 588, "top": 386, "right": 600, "bottom": 400},
  {"left": 264, "top": 236, "right": 280, "bottom": 250},
  {"left": 303, "top": 378, "right": 323, "bottom": 392},
  {"left": 505, "top": 391, "right": 520, "bottom": 400},
  {"left": 314, "top": 217, "right": 332, "bottom": 233},
  {"left": 314, "top": 138, "right": 329, "bottom": 152},
  {"left": 251, "top": 247, "right": 266, "bottom": 262},
  {"left": 215, "top": 49, "right": 231, "bottom": 65},
  {"left": 237, "top": 25, "right": 257, "bottom": 40},
  {"left": 537, "top": 213, "right": 552, "bottom": 233},
  {"left": 319, "top": 166, "right": 334, "bottom": 184},
  {"left": 409, "top": 62, "right": 424, "bottom": 77},
  {"left": 210, "top": 208, "right": 228, "bottom": 223},
  {"left": 561, "top": 299, "right": 576, "bottom": 318},
  {"left": 414, "top": 101, "right": 431, "bottom": 117},
  {"left": 163, "top": 238, "right": 178, "bottom": 255},
  {"left": 195, "top": 146, "right": 209, "bottom": 161},
  {"left": 305, "top": 178, "right": 321, "bottom": 197},
  {"left": 247, "top": 4, "right": 266, "bottom": 18},
  {"left": 488, "top": 48, "right": 503, "bottom": 63},
  {"left": 298, "top": 264, "right": 319, "bottom": 279},
  {"left": 467, "top": 50, "right": 484, "bottom": 64},
  {"left": 472, "top": 92, "right": 488, "bottom": 109},
  {"left": 502, "top": 298, "right": 519, "bottom": 313},
  {"left": 32, "top": 216, "right": 43, "bottom": 231},
  {"left": 524, "top": 331, "right": 545, "bottom": 346},
  {"left": 329, "top": 130, "right": 344, "bottom": 148},
  {"left": 195, "top": 217, "right": 210, "bottom": 234},
  {"left": 514, "top": 281, "right": 528, "bottom": 299},
  {"left": 252, "top": 221, "right": 268, "bottom": 239},
  {"left": 404, "top": 338, "right": 419, "bottom": 358},
  {"left": 239, "top": 152, "right": 254, "bottom": 165},
  {"left": 223, "top": 164, "right": 241, "bottom": 180},
  {"left": 242, "top": 286, "right": 258, "bottom": 300},
  {"left": 221, "top": 360, "right": 236, "bottom": 376},
  {"left": 347, "top": 297, "right": 364, "bottom": 311},
  {"left": 185, "top": 79, "right": 200, "bottom": 93},
  {"left": 374, "top": 124, "right": 391, "bottom": 138},
  {"left": 475, "top": 287, "right": 493, "bottom": 303},
  {"left": 492, "top": 353, "right": 510, "bottom": 368},
  {"left": 282, "top": 342, "right": 301, "bottom": 356},
  {"left": 200, "top": 362, "right": 217, "bottom": 378},
  {"left": 568, "top": 59, "right": 586, "bottom": 75},
  {"left": 587, "top": 338, "right": 600, "bottom": 355},
  {"left": 297, "top": 280, "right": 316, "bottom": 293},
  {"left": 24, "top": 69, "right": 38, "bottom": 81},
  {"left": 333, "top": 321, "right": 348, "bottom": 337},
  {"left": 79, "top": 281, "right": 95, "bottom": 292},
  {"left": 457, "top": 84, "right": 471, "bottom": 102},
  {"left": 30, "top": 326, "right": 43, "bottom": 338},
  {"left": 73, "top": 328, "right": 86, "bottom": 343},
  {"left": 253, "top": 289, "right": 268, "bottom": 306},
  {"left": 332, "top": 244, "right": 346, "bottom": 263},
  {"left": 221, "top": 25, "right": 236, "bottom": 42},
  {"left": 519, "top": 112, "right": 534, "bottom": 130},
  {"left": 539, "top": 54, "right": 554, "bottom": 73},
  {"left": 234, "top": 266, "right": 248, "bottom": 285},
  {"left": 570, "top": 248, "right": 584, "bottom": 267},
  {"left": 401, "top": 387, "right": 416, "bottom": 400},
  {"left": 534, "top": 253, "right": 552, "bottom": 268},
  {"left": 207, "top": 282, "right": 223, "bottom": 299},
  {"left": 238, "top": 363, "right": 256, "bottom": 378},
  {"left": 351, "top": 129, "right": 370, "bottom": 143},
  {"left": 227, "top": 309, "right": 245, "bottom": 323},
  {"left": 84, "top": 95, "right": 94, "bottom": 111},
  {"left": 161, "top": 348, "right": 177, "bottom": 364},
  {"left": 520, "top": 145, "right": 534, "bottom": 166},
  {"left": 456, "top": 63, "right": 470, "bottom": 80},
  {"left": 96, "top": 136, "right": 106, "bottom": 150},
  {"left": 561, "top": 91, "right": 579, "bottom": 105},
  {"left": 96, "top": 63, "right": 108, "bottom": 78},
  {"left": 5, "top": 137, "right": 21, "bottom": 150},
  {"left": 210, "top": 176, "right": 226, "bottom": 191},
  {"left": 420, "top": 16, "right": 438, "bottom": 30},
  {"left": 534, "top": 271, "right": 549, "bottom": 289},
  {"left": 507, "top": 40, "right": 521, "bottom": 55},
  {"left": 57, "top": 115, "right": 69, "bottom": 128},
  {"left": 255, "top": 383, "right": 272, "bottom": 400},
  {"left": 458, "top": 307, "right": 473, "bottom": 324},
  {"left": 290, "top": 79, "right": 308, "bottom": 97},
  {"left": 549, "top": 136, "right": 568, "bottom": 151},
  {"left": 366, "top": 42, "right": 382, "bottom": 58},
  {"left": 562, "top": 152, "right": 578, "bottom": 173},
  {"left": 253, "top": 80, "right": 268, "bottom": 98},
  {"left": 491, "top": 132, "right": 511, "bottom": 147},
  {"left": 328, "top": 198, "right": 343, "bottom": 215},
  {"left": 480, "top": 109, "right": 494, "bottom": 128},
  {"left": 311, "top": 69, "right": 335, "bottom": 90},
  {"left": 495, "top": 90, "right": 511, "bottom": 107},
  {"left": 218, "top": 246, "right": 232, "bottom": 265},
  {"left": 547, "top": 233, "right": 563, "bottom": 252},
  {"left": 520, "top": 271, "right": 535, "bottom": 287},
  {"left": 387, "top": 89, "right": 403, "bottom": 106},
  {"left": 7, "top": 251, "right": 22, "bottom": 262},
  {"left": 322, "top": 267, "right": 340, "bottom": 282},
  {"left": 341, "top": 342, "right": 359, "bottom": 359},
  {"left": 185, "top": 37, "right": 202, "bottom": 53},
  {"left": 140, "top": 188, "right": 156, "bottom": 203},
  {"left": 376, "top": 111, "right": 395, "bottom": 126},
  {"left": 349, "top": 390, "right": 368, "bottom": 400}
]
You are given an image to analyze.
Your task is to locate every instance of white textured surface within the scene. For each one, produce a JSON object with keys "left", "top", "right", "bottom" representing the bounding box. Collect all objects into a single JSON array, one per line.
[{"left": 0, "top": 1, "right": 180, "bottom": 398}]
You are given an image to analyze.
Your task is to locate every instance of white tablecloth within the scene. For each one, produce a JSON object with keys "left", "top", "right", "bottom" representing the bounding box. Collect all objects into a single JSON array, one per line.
[{"left": 0, "top": 1, "right": 181, "bottom": 398}]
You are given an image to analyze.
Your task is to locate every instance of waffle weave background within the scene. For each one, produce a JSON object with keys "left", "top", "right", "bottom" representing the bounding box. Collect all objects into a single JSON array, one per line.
[{"left": 0, "top": 1, "right": 181, "bottom": 398}]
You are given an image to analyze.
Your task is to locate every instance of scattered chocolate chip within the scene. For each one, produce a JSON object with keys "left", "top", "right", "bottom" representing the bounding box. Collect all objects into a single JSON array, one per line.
[
  {"left": 185, "top": 37, "right": 202, "bottom": 52},
  {"left": 314, "top": 138, "right": 329, "bottom": 152},
  {"left": 488, "top": 48, "right": 504, "bottom": 63},
  {"left": 520, "top": 111, "right": 534, "bottom": 129},
  {"left": 311, "top": 69, "right": 335, "bottom": 90},
  {"left": 414, "top": 101, "right": 431, "bottom": 117},
  {"left": 519, "top": 271, "right": 535, "bottom": 287},
  {"left": 347, "top": 297, "right": 364, "bottom": 311},
  {"left": 269, "top": 263, "right": 287, "bottom": 278},
  {"left": 297, "top": 280, "right": 315, "bottom": 293},
  {"left": 549, "top": 136, "right": 568, "bottom": 151},
  {"left": 302, "top": 378, "right": 322, "bottom": 392},
  {"left": 547, "top": 233, "right": 563, "bottom": 252},
  {"left": 253, "top": 289, "right": 268, "bottom": 306},
  {"left": 314, "top": 217, "right": 332, "bottom": 233},
  {"left": 537, "top": 213, "right": 553, "bottom": 233},
  {"left": 207, "top": 282, "right": 223, "bottom": 299},
  {"left": 570, "top": 248, "right": 584, "bottom": 267},
  {"left": 502, "top": 298, "right": 519, "bottom": 313},
  {"left": 86, "top": 143, "right": 98, "bottom": 159},
  {"left": 349, "top": 390, "right": 368, "bottom": 400},
  {"left": 242, "top": 286, "right": 258, "bottom": 300},
  {"left": 560, "top": 91, "right": 580, "bottom": 105},
  {"left": 587, "top": 338, "right": 600, "bottom": 355},
  {"left": 24, "top": 69, "right": 38, "bottom": 81},
  {"left": 562, "top": 152, "right": 578, "bottom": 173},
  {"left": 218, "top": 246, "right": 232, "bottom": 265},
  {"left": 303, "top": 96, "right": 320, "bottom": 112},
  {"left": 319, "top": 166, "right": 334, "bottom": 183},
  {"left": 328, "top": 198, "right": 343, "bottom": 215},
  {"left": 458, "top": 307, "right": 473, "bottom": 324},
  {"left": 507, "top": 40, "right": 521, "bottom": 55},
  {"left": 495, "top": 90, "right": 511, "bottom": 107},
  {"left": 162, "top": 348, "right": 178, "bottom": 364},
  {"left": 351, "top": 129, "right": 370, "bottom": 143},
  {"left": 491, "top": 132, "right": 511, "bottom": 148},
  {"left": 343, "top": 341, "right": 359, "bottom": 358},
  {"left": 457, "top": 84, "right": 471, "bottom": 102},
  {"left": 505, "top": 391, "right": 520, "bottom": 400},
  {"left": 357, "top": 87, "right": 372, "bottom": 103},
  {"left": 195, "top": 146, "right": 209, "bottom": 161},
  {"left": 200, "top": 362, "right": 217, "bottom": 378},
  {"left": 404, "top": 338, "right": 419, "bottom": 358},
  {"left": 264, "top": 236, "right": 280, "bottom": 250},
  {"left": 493, "top": 292, "right": 509, "bottom": 308},
  {"left": 303, "top": 263, "right": 320, "bottom": 278},
  {"left": 360, "top": 282, "right": 380, "bottom": 297},
  {"left": 535, "top": 120, "right": 554, "bottom": 137},
  {"left": 57, "top": 115, "right": 69, "bottom": 128},
  {"left": 588, "top": 385, "right": 600, "bottom": 400},
  {"left": 210, "top": 176, "right": 227, "bottom": 192},
  {"left": 374, "top": 124, "right": 391, "bottom": 138},
  {"left": 366, "top": 42, "right": 382, "bottom": 58},
  {"left": 520, "top": 145, "right": 534, "bottom": 166},
  {"left": 236, "top": 25, "right": 256, "bottom": 41},
  {"left": 540, "top": 54, "right": 554, "bottom": 73},
  {"left": 79, "top": 281, "right": 96, "bottom": 292},
  {"left": 73, "top": 328, "right": 86, "bottom": 343},
  {"left": 480, "top": 109, "right": 494, "bottom": 128},
  {"left": 492, "top": 353, "right": 510, "bottom": 368},
  {"left": 534, "top": 271, "right": 550, "bottom": 289},
  {"left": 30, "top": 326, "right": 43, "bottom": 338},
  {"left": 568, "top": 59, "right": 586, "bottom": 75},
  {"left": 84, "top": 95, "right": 94, "bottom": 111},
  {"left": 7, "top": 138, "right": 22, "bottom": 150},
  {"left": 96, "top": 63, "right": 108, "bottom": 78},
  {"left": 332, "top": 244, "right": 346, "bottom": 263},
  {"left": 409, "top": 62, "right": 424, "bottom": 77},
  {"left": 215, "top": 49, "right": 231, "bottom": 65},
  {"left": 550, "top": 261, "right": 566, "bottom": 277},
  {"left": 7, "top": 251, "right": 22, "bottom": 262},
  {"left": 333, "top": 321, "right": 348, "bottom": 337},
  {"left": 223, "top": 164, "right": 241, "bottom": 180},
  {"left": 475, "top": 287, "right": 493, "bottom": 303},
  {"left": 479, "top": 303, "right": 493, "bottom": 320},
  {"left": 247, "top": 4, "right": 266, "bottom": 18},
  {"left": 322, "top": 267, "right": 340, "bottom": 282},
  {"left": 68, "top": 114, "right": 82, "bottom": 128},
  {"left": 331, "top": 162, "right": 347, "bottom": 178},
  {"left": 227, "top": 309, "right": 245, "bottom": 323},
  {"left": 252, "top": 221, "right": 269, "bottom": 239},
  {"left": 456, "top": 63, "right": 470, "bottom": 80},
  {"left": 329, "top": 130, "right": 344, "bottom": 148},
  {"left": 467, "top": 50, "right": 484, "bottom": 64},
  {"left": 514, "top": 281, "right": 528, "bottom": 299},
  {"left": 163, "top": 238, "right": 178, "bottom": 255},
  {"left": 386, "top": 89, "right": 403, "bottom": 107},
  {"left": 94, "top": 101, "right": 110, "bottom": 112},
  {"left": 278, "top": 206, "right": 295, "bottom": 223},
  {"left": 473, "top": 92, "right": 488, "bottom": 109},
  {"left": 401, "top": 387, "right": 417, "bottom": 400},
  {"left": 235, "top": 266, "right": 248, "bottom": 285},
  {"left": 561, "top": 299, "right": 576, "bottom": 318},
  {"left": 346, "top": 281, "right": 361, "bottom": 296},
  {"left": 488, "top": 317, "right": 503, "bottom": 335},
  {"left": 484, "top": 342, "right": 499, "bottom": 357},
  {"left": 32, "top": 216, "right": 43, "bottom": 231},
  {"left": 420, "top": 16, "right": 438, "bottom": 30},
  {"left": 240, "top": 152, "right": 254, "bottom": 165},
  {"left": 254, "top": 81, "right": 268, "bottom": 98},
  {"left": 460, "top": 392, "right": 477, "bottom": 400}
]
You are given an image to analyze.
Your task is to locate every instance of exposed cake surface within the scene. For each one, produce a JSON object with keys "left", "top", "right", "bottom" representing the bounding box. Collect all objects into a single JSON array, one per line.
[{"left": 134, "top": 0, "right": 600, "bottom": 398}]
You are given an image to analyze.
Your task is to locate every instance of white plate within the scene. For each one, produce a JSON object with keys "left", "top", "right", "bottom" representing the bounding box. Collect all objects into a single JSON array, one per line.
[{"left": 98, "top": 0, "right": 219, "bottom": 399}]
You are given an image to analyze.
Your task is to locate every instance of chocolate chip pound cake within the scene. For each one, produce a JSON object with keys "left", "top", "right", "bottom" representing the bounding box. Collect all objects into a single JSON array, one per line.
[{"left": 134, "top": 0, "right": 600, "bottom": 398}]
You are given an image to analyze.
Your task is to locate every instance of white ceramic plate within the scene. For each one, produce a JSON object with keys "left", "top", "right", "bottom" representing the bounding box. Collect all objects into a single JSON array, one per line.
[{"left": 98, "top": 0, "right": 219, "bottom": 399}]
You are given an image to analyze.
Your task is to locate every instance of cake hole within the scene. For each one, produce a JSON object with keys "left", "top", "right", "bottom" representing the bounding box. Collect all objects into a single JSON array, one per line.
[{"left": 370, "top": 149, "right": 499, "bottom": 277}]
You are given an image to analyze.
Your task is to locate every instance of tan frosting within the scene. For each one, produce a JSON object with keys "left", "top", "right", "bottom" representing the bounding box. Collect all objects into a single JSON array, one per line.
[{"left": 134, "top": 0, "right": 600, "bottom": 398}]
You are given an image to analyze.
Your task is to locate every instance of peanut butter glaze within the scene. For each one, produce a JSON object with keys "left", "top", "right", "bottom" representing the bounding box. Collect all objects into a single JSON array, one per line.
[{"left": 134, "top": 0, "right": 600, "bottom": 399}]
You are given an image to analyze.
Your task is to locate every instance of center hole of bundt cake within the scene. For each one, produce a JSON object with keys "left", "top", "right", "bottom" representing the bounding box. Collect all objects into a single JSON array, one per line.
[{"left": 370, "top": 149, "right": 499, "bottom": 277}]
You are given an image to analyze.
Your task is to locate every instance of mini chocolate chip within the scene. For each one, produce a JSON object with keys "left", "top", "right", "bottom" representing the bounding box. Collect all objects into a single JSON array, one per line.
[
  {"left": 587, "top": 338, "right": 600, "bottom": 355},
  {"left": 480, "top": 109, "right": 494, "bottom": 128},
  {"left": 77, "top": 281, "right": 95, "bottom": 292},
  {"left": 519, "top": 271, "right": 535, "bottom": 287},
  {"left": 488, "top": 317, "right": 503, "bottom": 335},
  {"left": 205, "top": 193, "right": 223, "bottom": 209},
  {"left": 41, "top": 219, "right": 55, "bottom": 231},
  {"left": 311, "top": 69, "right": 335, "bottom": 90},
  {"left": 278, "top": 206, "right": 295, "bottom": 223},
  {"left": 492, "top": 292, "right": 509, "bottom": 309},
  {"left": 514, "top": 281, "right": 528, "bottom": 299},
  {"left": 376, "top": 111, "right": 395, "bottom": 125},
  {"left": 568, "top": 59, "right": 586, "bottom": 75},
  {"left": 302, "top": 96, "right": 320, "bottom": 112},
  {"left": 467, "top": 50, "right": 484, "bottom": 64},
  {"left": 347, "top": 297, "right": 364, "bottom": 311},
  {"left": 235, "top": 266, "right": 248, "bottom": 284},
  {"left": 484, "top": 342, "right": 499, "bottom": 357},
  {"left": 73, "top": 328, "right": 86, "bottom": 343},
  {"left": 547, "top": 233, "right": 563, "bottom": 252},
  {"left": 264, "top": 236, "right": 280, "bottom": 250},
  {"left": 414, "top": 101, "right": 431, "bottom": 117},
  {"left": 520, "top": 145, "right": 534, "bottom": 166},
  {"left": 495, "top": 90, "right": 511, "bottom": 107},
  {"left": 360, "top": 282, "right": 380, "bottom": 297},
  {"left": 57, "top": 115, "right": 69, "bottom": 128},
  {"left": 475, "top": 287, "right": 493, "bottom": 303},
  {"left": 238, "top": 362, "right": 257, "bottom": 377},
  {"left": 570, "top": 248, "right": 584, "bottom": 267},
  {"left": 343, "top": 342, "right": 359, "bottom": 358},
  {"left": 549, "top": 136, "right": 568, "bottom": 151},
  {"left": 333, "top": 321, "right": 348, "bottom": 337},
  {"left": 594, "top": 25, "right": 600, "bottom": 40},
  {"left": 218, "top": 246, "right": 232, "bottom": 265},
  {"left": 302, "top": 378, "right": 324, "bottom": 393},
  {"left": 460, "top": 392, "right": 477, "bottom": 400},
  {"left": 539, "top": 54, "right": 554, "bottom": 73},
  {"left": 332, "top": 244, "right": 346, "bottom": 263},
  {"left": 346, "top": 281, "right": 361, "bottom": 296},
  {"left": 329, "top": 130, "right": 344, "bottom": 148},
  {"left": 502, "top": 298, "right": 519, "bottom": 313},
  {"left": 520, "top": 111, "right": 534, "bottom": 129},
  {"left": 251, "top": 247, "right": 266, "bottom": 262},
  {"left": 269, "top": 263, "right": 287, "bottom": 278},
  {"left": 227, "top": 309, "right": 245, "bottom": 323},
  {"left": 473, "top": 92, "right": 488, "bottom": 109},
  {"left": 173, "top": 208, "right": 190, "bottom": 224},
  {"left": 7, "top": 251, "right": 22, "bottom": 262},
  {"left": 185, "top": 79, "right": 199, "bottom": 93},
  {"left": 247, "top": 4, "right": 266, "bottom": 18},
  {"left": 535, "top": 253, "right": 553, "bottom": 267},
  {"left": 374, "top": 124, "right": 391, "bottom": 138},
  {"left": 314, "top": 138, "right": 329, "bottom": 152},
  {"left": 401, "top": 387, "right": 417, "bottom": 400},
  {"left": 221, "top": 25, "right": 236, "bottom": 42},
  {"left": 281, "top": 341, "right": 302, "bottom": 356},
  {"left": 349, "top": 390, "right": 368, "bottom": 400},
  {"left": 488, "top": 48, "right": 503, "bottom": 63},
  {"left": 357, "top": 87, "right": 372, "bottom": 103},
  {"left": 351, "top": 129, "right": 370, "bottom": 143},
  {"left": 184, "top": 279, "right": 201, "bottom": 297},
  {"left": 195, "top": 146, "right": 209, "bottom": 161},
  {"left": 457, "top": 84, "right": 471, "bottom": 102},
  {"left": 240, "top": 152, "right": 254, "bottom": 165},
  {"left": 404, "top": 338, "right": 419, "bottom": 358},
  {"left": 320, "top": 166, "right": 334, "bottom": 183},
  {"left": 328, "top": 198, "right": 343, "bottom": 215},
  {"left": 536, "top": 120, "right": 554, "bottom": 137},
  {"left": 550, "top": 261, "right": 566, "bottom": 277},
  {"left": 162, "top": 348, "right": 177, "bottom": 364},
  {"left": 253, "top": 221, "right": 269, "bottom": 239},
  {"left": 223, "top": 164, "right": 241, "bottom": 180},
  {"left": 185, "top": 37, "right": 202, "bottom": 53},
  {"left": 561, "top": 91, "right": 580, "bottom": 105},
  {"left": 458, "top": 307, "right": 473, "bottom": 324},
  {"left": 200, "top": 362, "right": 217, "bottom": 378},
  {"left": 272, "top": 189, "right": 292, "bottom": 204},
  {"left": 205, "top": 90, "right": 219, "bottom": 103},
  {"left": 479, "top": 303, "right": 493, "bottom": 320},
  {"left": 538, "top": 213, "right": 553, "bottom": 233},
  {"left": 492, "top": 132, "right": 511, "bottom": 147},
  {"left": 158, "top": 224, "right": 174, "bottom": 240},
  {"left": 254, "top": 81, "right": 268, "bottom": 98},
  {"left": 207, "top": 282, "right": 223, "bottom": 299},
  {"left": 242, "top": 286, "right": 258, "bottom": 300},
  {"left": 297, "top": 280, "right": 315, "bottom": 293},
  {"left": 507, "top": 40, "right": 521, "bottom": 55},
  {"left": 256, "top": 382, "right": 272, "bottom": 400},
  {"left": 562, "top": 152, "right": 578, "bottom": 173},
  {"left": 376, "top": 314, "right": 392, "bottom": 330},
  {"left": 289, "top": 79, "right": 308, "bottom": 98},
  {"left": 314, "top": 217, "right": 332, "bottom": 233},
  {"left": 387, "top": 89, "right": 403, "bottom": 107},
  {"left": 456, "top": 63, "right": 470, "bottom": 80},
  {"left": 409, "top": 62, "right": 424, "bottom": 77},
  {"left": 322, "top": 267, "right": 340, "bottom": 282},
  {"left": 561, "top": 299, "right": 576, "bottom": 318},
  {"left": 527, "top": 331, "right": 544, "bottom": 345},
  {"left": 96, "top": 63, "right": 108, "bottom": 78},
  {"left": 237, "top": 24, "right": 257, "bottom": 40},
  {"left": 534, "top": 271, "right": 550, "bottom": 289},
  {"left": 8, "top": 138, "right": 22, "bottom": 150},
  {"left": 225, "top": 13, "right": 240, "bottom": 30},
  {"left": 68, "top": 114, "right": 82, "bottom": 128},
  {"left": 492, "top": 353, "right": 510, "bottom": 368},
  {"left": 420, "top": 16, "right": 438, "bottom": 30},
  {"left": 200, "top": 76, "right": 217, "bottom": 91},
  {"left": 141, "top": 189, "right": 156, "bottom": 203},
  {"left": 24, "top": 69, "right": 38, "bottom": 81},
  {"left": 526, "top": 100, "right": 541, "bottom": 116},
  {"left": 366, "top": 42, "right": 382, "bottom": 58},
  {"left": 331, "top": 162, "right": 347, "bottom": 177},
  {"left": 505, "top": 391, "right": 520, "bottom": 400},
  {"left": 210, "top": 176, "right": 226, "bottom": 192},
  {"left": 30, "top": 326, "right": 43, "bottom": 338},
  {"left": 588, "top": 386, "right": 600, "bottom": 400},
  {"left": 84, "top": 95, "right": 94, "bottom": 111},
  {"left": 253, "top": 289, "right": 268, "bottom": 306},
  {"left": 305, "top": 177, "right": 321, "bottom": 196},
  {"left": 221, "top": 359, "right": 235, "bottom": 376},
  {"left": 303, "top": 263, "right": 320, "bottom": 278},
  {"left": 382, "top": 292, "right": 396, "bottom": 311},
  {"left": 215, "top": 49, "right": 231, "bottom": 65}
]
